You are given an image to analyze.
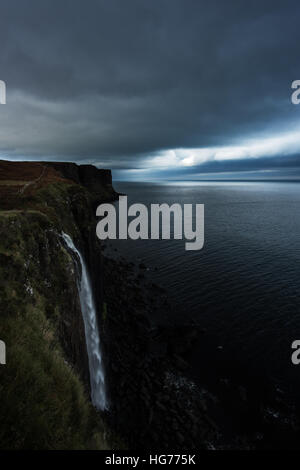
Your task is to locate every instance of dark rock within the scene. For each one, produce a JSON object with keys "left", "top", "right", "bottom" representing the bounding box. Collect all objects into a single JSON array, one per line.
[{"left": 45, "top": 161, "right": 119, "bottom": 203}]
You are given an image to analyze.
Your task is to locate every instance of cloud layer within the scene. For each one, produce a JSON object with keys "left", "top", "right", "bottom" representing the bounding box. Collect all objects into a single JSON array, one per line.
[{"left": 0, "top": 0, "right": 300, "bottom": 178}]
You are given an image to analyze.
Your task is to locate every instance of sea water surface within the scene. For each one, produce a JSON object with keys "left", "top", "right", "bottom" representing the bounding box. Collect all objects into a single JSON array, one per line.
[{"left": 111, "top": 181, "right": 300, "bottom": 398}]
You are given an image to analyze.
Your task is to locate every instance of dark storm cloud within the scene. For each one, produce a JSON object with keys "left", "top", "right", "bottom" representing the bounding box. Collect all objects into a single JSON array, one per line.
[{"left": 0, "top": 0, "right": 300, "bottom": 175}]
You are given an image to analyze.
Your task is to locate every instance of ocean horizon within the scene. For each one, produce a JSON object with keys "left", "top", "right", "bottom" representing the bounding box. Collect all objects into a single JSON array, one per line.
[{"left": 110, "top": 180, "right": 300, "bottom": 404}]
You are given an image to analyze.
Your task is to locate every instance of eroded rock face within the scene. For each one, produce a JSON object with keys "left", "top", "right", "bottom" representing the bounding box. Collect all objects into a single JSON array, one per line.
[
  {"left": 79, "top": 164, "right": 115, "bottom": 200},
  {"left": 45, "top": 162, "right": 118, "bottom": 204},
  {"left": 0, "top": 208, "right": 109, "bottom": 449},
  {"left": 0, "top": 161, "right": 113, "bottom": 389},
  {"left": 0, "top": 210, "right": 90, "bottom": 386},
  {"left": 0, "top": 163, "right": 114, "bottom": 449}
]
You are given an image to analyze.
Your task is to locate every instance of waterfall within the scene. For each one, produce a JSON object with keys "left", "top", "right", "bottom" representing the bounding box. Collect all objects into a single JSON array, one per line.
[{"left": 61, "top": 232, "right": 107, "bottom": 411}]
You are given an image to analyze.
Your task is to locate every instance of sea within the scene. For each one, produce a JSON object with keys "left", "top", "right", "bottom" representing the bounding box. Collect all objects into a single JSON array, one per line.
[{"left": 110, "top": 180, "right": 300, "bottom": 402}]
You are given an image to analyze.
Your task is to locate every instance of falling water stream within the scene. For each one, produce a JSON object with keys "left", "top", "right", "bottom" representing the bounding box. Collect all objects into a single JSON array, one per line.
[{"left": 62, "top": 232, "right": 107, "bottom": 410}]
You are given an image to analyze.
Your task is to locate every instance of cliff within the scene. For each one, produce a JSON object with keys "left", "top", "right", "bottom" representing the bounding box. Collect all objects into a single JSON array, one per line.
[
  {"left": 44, "top": 162, "right": 119, "bottom": 205},
  {"left": 0, "top": 160, "right": 219, "bottom": 450},
  {"left": 0, "top": 160, "right": 118, "bottom": 449}
]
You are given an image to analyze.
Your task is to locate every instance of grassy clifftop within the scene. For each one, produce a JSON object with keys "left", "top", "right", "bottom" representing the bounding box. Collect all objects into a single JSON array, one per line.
[{"left": 0, "top": 161, "right": 116, "bottom": 449}]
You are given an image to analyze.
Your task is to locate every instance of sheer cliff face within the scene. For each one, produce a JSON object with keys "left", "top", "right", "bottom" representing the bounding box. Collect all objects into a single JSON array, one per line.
[
  {"left": 44, "top": 162, "right": 118, "bottom": 205},
  {"left": 0, "top": 161, "right": 115, "bottom": 449}
]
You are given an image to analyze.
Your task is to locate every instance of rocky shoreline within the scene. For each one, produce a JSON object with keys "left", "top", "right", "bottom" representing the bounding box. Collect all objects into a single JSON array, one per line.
[
  {"left": 100, "top": 246, "right": 300, "bottom": 449},
  {"left": 101, "top": 252, "right": 218, "bottom": 449}
]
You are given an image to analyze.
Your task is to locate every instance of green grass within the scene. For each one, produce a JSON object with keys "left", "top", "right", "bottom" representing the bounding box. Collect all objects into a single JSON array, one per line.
[{"left": 0, "top": 301, "right": 108, "bottom": 449}]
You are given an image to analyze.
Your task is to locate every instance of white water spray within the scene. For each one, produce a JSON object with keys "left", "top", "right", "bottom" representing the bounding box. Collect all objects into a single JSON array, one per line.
[{"left": 62, "top": 232, "right": 107, "bottom": 410}]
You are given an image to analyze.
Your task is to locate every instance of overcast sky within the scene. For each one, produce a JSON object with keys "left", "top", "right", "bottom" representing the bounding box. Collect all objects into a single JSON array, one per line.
[{"left": 0, "top": 0, "right": 300, "bottom": 180}]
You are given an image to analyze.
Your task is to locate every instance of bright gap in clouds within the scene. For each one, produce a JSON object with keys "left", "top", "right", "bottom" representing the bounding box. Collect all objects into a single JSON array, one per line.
[{"left": 148, "top": 129, "right": 300, "bottom": 169}]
